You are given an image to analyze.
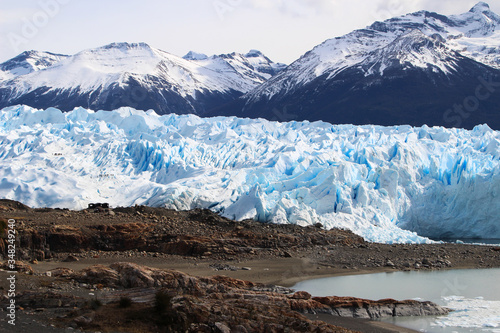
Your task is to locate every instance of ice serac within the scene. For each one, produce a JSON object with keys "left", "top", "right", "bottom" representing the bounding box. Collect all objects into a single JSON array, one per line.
[
  {"left": 222, "top": 2, "right": 500, "bottom": 129},
  {"left": 2, "top": 106, "right": 500, "bottom": 244}
]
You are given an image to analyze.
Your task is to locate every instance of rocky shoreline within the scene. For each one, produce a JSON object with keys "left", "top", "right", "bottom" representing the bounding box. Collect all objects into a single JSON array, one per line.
[
  {"left": 1, "top": 261, "right": 450, "bottom": 333},
  {"left": 0, "top": 199, "right": 499, "bottom": 332}
]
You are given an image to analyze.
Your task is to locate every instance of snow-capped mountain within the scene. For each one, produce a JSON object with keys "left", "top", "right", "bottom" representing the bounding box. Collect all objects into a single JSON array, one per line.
[
  {"left": 0, "top": 42, "right": 285, "bottom": 115},
  {"left": 3, "top": 105, "right": 500, "bottom": 243},
  {"left": 220, "top": 2, "right": 500, "bottom": 129}
]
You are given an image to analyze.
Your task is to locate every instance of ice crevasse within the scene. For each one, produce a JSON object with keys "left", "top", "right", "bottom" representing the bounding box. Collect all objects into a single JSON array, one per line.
[{"left": 0, "top": 105, "right": 499, "bottom": 244}]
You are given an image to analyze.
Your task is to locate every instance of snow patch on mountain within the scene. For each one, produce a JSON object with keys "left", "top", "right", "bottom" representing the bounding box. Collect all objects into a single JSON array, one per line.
[
  {"left": 359, "top": 30, "right": 461, "bottom": 76},
  {"left": 2, "top": 105, "right": 500, "bottom": 244}
]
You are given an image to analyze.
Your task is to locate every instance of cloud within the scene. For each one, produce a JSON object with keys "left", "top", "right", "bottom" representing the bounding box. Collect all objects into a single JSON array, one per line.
[
  {"left": 0, "top": 7, "right": 36, "bottom": 25},
  {"left": 1, "top": 0, "right": 498, "bottom": 65},
  {"left": 244, "top": 0, "right": 338, "bottom": 18},
  {"left": 370, "top": 0, "right": 408, "bottom": 21},
  {"left": 241, "top": 0, "right": 440, "bottom": 24}
]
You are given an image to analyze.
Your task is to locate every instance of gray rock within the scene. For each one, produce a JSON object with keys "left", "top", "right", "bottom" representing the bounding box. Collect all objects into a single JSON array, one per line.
[
  {"left": 63, "top": 255, "right": 79, "bottom": 262},
  {"left": 317, "top": 300, "right": 450, "bottom": 319},
  {"left": 214, "top": 322, "right": 231, "bottom": 333},
  {"left": 73, "top": 312, "right": 95, "bottom": 327},
  {"left": 366, "top": 305, "right": 395, "bottom": 318},
  {"left": 233, "top": 325, "right": 248, "bottom": 333}
]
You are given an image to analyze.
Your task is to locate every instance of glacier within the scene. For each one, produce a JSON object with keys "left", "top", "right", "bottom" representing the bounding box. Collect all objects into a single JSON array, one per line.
[{"left": 1, "top": 105, "right": 500, "bottom": 243}]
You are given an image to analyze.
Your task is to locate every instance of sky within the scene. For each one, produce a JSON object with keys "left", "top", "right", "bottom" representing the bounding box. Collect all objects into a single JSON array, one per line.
[{"left": 0, "top": 0, "right": 498, "bottom": 64}]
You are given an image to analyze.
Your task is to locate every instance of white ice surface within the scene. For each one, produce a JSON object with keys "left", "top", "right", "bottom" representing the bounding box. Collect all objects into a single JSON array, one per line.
[
  {"left": 435, "top": 296, "right": 500, "bottom": 331},
  {"left": 1, "top": 105, "right": 500, "bottom": 243}
]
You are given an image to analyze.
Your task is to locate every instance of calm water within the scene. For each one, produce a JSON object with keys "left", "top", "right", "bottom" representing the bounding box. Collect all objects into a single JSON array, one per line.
[{"left": 293, "top": 269, "right": 500, "bottom": 333}]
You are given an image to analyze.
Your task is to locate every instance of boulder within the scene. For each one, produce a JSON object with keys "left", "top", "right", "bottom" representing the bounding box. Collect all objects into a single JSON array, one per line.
[
  {"left": 1, "top": 261, "right": 34, "bottom": 274},
  {"left": 110, "top": 262, "right": 157, "bottom": 288},
  {"left": 73, "top": 264, "right": 120, "bottom": 286},
  {"left": 292, "top": 291, "right": 312, "bottom": 300},
  {"left": 48, "top": 267, "right": 75, "bottom": 278},
  {"left": 63, "top": 255, "right": 79, "bottom": 262}
]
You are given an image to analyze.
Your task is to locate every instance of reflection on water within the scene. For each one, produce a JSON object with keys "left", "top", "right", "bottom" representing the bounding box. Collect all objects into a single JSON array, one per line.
[{"left": 292, "top": 268, "right": 500, "bottom": 333}]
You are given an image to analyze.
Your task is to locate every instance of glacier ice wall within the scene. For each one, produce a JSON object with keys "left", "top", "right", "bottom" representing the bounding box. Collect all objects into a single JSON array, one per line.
[{"left": 1, "top": 105, "right": 499, "bottom": 243}]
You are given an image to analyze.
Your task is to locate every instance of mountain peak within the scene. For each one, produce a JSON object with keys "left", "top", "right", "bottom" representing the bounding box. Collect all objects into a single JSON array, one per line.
[
  {"left": 470, "top": 2, "right": 490, "bottom": 13},
  {"left": 101, "top": 42, "right": 152, "bottom": 50},
  {"left": 245, "top": 50, "right": 264, "bottom": 58},
  {"left": 0, "top": 50, "right": 68, "bottom": 77},
  {"left": 18, "top": 50, "right": 42, "bottom": 58},
  {"left": 73, "top": 42, "right": 158, "bottom": 63},
  {"left": 183, "top": 51, "right": 208, "bottom": 61},
  {"left": 4, "top": 50, "right": 66, "bottom": 62}
]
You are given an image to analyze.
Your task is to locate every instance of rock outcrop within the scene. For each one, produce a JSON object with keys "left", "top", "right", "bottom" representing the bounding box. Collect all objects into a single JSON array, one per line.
[
  {"left": 3, "top": 206, "right": 365, "bottom": 262},
  {"left": 68, "top": 262, "right": 450, "bottom": 320},
  {"left": 2, "top": 201, "right": 499, "bottom": 276},
  {"left": 0, "top": 260, "right": 450, "bottom": 332},
  {"left": 306, "top": 296, "right": 450, "bottom": 318}
]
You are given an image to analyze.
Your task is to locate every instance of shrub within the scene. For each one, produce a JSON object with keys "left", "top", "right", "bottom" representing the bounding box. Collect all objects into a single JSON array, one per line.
[
  {"left": 90, "top": 299, "right": 102, "bottom": 310},
  {"left": 0, "top": 219, "right": 7, "bottom": 236},
  {"left": 118, "top": 296, "right": 133, "bottom": 308},
  {"left": 155, "top": 290, "right": 173, "bottom": 313}
]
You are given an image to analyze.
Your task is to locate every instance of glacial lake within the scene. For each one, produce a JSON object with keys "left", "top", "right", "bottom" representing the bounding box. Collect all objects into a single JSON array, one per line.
[{"left": 292, "top": 268, "right": 500, "bottom": 333}]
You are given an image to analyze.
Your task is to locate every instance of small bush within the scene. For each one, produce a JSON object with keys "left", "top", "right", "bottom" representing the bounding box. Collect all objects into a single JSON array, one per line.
[
  {"left": 90, "top": 299, "right": 102, "bottom": 310},
  {"left": 154, "top": 290, "right": 172, "bottom": 313},
  {"left": 118, "top": 296, "right": 133, "bottom": 308},
  {"left": 0, "top": 219, "right": 7, "bottom": 236},
  {"left": 154, "top": 290, "right": 186, "bottom": 330}
]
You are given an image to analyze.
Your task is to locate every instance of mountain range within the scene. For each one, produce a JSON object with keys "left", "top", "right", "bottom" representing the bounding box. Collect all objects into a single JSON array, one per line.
[
  {"left": 1, "top": 2, "right": 500, "bottom": 129},
  {"left": 0, "top": 43, "right": 285, "bottom": 115}
]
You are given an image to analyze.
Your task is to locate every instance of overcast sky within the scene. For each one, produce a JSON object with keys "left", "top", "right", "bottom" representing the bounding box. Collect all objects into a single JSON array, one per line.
[{"left": 0, "top": 0, "right": 498, "bottom": 64}]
